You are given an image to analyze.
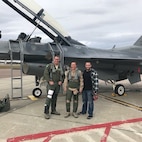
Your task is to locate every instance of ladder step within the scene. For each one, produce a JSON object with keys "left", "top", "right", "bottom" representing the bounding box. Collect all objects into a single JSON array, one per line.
[
  {"left": 12, "top": 77, "right": 22, "bottom": 80},
  {"left": 11, "top": 96, "right": 22, "bottom": 99},
  {"left": 10, "top": 64, "right": 21, "bottom": 68},
  {"left": 11, "top": 68, "right": 20, "bottom": 70},
  {"left": 12, "top": 87, "right": 22, "bottom": 89},
  {"left": 11, "top": 66, "right": 21, "bottom": 68}
]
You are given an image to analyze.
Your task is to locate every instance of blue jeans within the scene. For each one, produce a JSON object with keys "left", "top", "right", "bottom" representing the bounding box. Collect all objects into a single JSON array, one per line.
[{"left": 82, "top": 90, "right": 94, "bottom": 116}]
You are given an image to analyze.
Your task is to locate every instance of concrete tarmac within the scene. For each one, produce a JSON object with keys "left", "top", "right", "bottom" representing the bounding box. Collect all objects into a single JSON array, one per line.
[{"left": 0, "top": 69, "right": 142, "bottom": 142}]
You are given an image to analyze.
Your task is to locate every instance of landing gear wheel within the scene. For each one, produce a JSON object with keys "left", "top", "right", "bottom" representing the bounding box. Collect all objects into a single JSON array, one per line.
[
  {"left": 115, "top": 84, "right": 125, "bottom": 96},
  {"left": 32, "top": 88, "right": 42, "bottom": 97}
]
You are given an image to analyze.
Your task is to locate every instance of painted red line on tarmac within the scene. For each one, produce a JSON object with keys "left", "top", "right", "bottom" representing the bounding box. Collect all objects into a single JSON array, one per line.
[
  {"left": 7, "top": 117, "right": 142, "bottom": 142},
  {"left": 101, "top": 126, "right": 111, "bottom": 142},
  {"left": 43, "top": 135, "right": 52, "bottom": 142}
]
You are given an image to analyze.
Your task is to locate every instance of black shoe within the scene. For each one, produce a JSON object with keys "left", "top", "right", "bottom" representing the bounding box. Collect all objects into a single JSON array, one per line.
[
  {"left": 78, "top": 111, "right": 86, "bottom": 115},
  {"left": 77, "top": 112, "right": 82, "bottom": 115},
  {"left": 51, "top": 111, "right": 60, "bottom": 115},
  {"left": 87, "top": 116, "right": 93, "bottom": 119}
]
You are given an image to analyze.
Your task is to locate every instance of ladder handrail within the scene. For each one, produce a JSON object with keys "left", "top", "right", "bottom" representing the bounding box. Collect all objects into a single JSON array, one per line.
[
  {"left": 18, "top": 39, "right": 24, "bottom": 98},
  {"left": 54, "top": 39, "right": 64, "bottom": 67},
  {"left": 47, "top": 42, "right": 55, "bottom": 61},
  {"left": 56, "top": 42, "right": 64, "bottom": 66}
]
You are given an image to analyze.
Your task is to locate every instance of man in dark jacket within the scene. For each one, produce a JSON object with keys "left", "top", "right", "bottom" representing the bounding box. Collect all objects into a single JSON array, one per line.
[
  {"left": 79, "top": 62, "right": 99, "bottom": 119},
  {"left": 43, "top": 56, "right": 64, "bottom": 119}
]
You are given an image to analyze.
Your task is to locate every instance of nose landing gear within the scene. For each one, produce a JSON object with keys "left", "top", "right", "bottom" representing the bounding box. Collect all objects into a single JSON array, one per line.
[
  {"left": 114, "top": 84, "right": 125, "bottom": 96},
  {"left": 32, "top": 88, "right": 42, "bottom": 97},
  {"left": 107, "top": 80, "right": 125, "bottom": 96}
]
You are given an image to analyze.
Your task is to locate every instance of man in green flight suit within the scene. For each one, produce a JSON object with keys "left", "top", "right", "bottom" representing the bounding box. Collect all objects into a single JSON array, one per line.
[
  {"left": 43, "top": 56, "right": 64, "bottom": 119},
  {"left": 63, "top": 62, "right": 83, "bottom": 118}
]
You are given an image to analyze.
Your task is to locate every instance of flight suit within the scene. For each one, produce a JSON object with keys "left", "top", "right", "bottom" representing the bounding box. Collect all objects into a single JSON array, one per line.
[
  {"left": 43, "top": 63, "right": 64, "bottom": 115},
  {"left": 64, "top": 69, "right": 83, "bottom": 117}
]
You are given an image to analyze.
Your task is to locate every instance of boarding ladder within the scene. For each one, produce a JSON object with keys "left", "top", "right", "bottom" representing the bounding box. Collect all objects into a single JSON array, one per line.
[
  {"left": 55, "top": 40, "right": 64, "bottom": 66},
  {"left": 9, "top": 40, "right": 24, "bottom": 99},
  {"left": 47, "top": 41, "right": 65, "bottom": 95},
  {"left": 47, "top": 40, "right": 64, "bottom": 67}
]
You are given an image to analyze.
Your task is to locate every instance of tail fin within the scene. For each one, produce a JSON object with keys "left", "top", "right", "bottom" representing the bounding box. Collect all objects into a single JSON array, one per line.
[{"left": 134, "top": 36, "right": 142, "bottom": 46}]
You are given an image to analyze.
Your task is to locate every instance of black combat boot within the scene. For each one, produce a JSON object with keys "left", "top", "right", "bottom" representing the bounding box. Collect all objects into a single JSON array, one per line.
[{"left": 44, "top": 105, "right": 50, "bottom": 119}]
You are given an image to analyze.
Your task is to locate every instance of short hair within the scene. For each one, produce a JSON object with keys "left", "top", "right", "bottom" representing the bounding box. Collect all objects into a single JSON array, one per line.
[
  {"left": 85, "top": 61, "right": 92, "bottom": 65},
  {"left": 54, "top": 55, "right": 60, "bottom": 58},
  {"left": 70, "top": 61, "right": 77, "bottom": 65}
]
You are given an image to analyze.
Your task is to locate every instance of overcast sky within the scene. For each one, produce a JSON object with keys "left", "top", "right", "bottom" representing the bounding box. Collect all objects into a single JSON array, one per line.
[{"left": 0, "top": 0, "right": 142, "bottom": 49}]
